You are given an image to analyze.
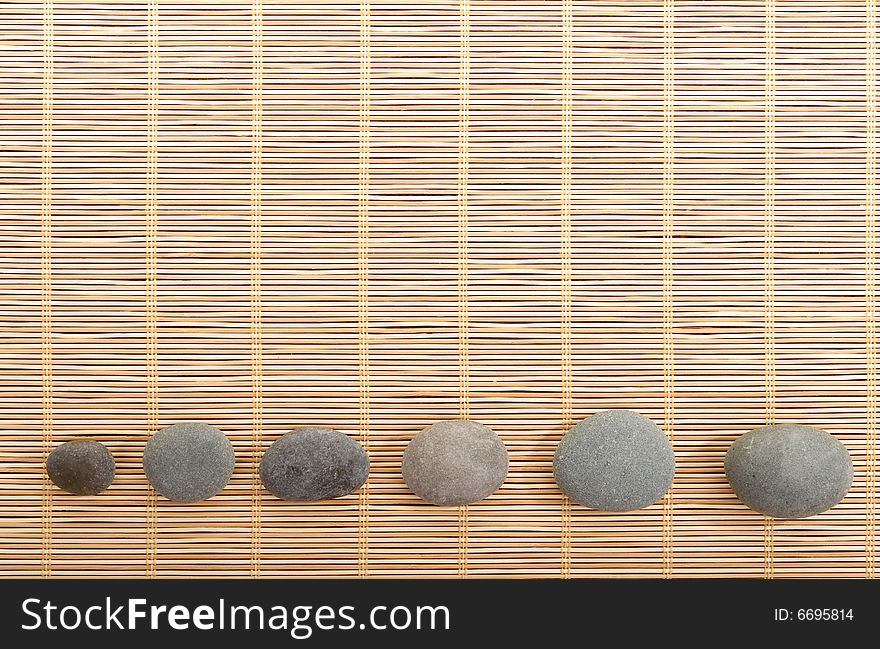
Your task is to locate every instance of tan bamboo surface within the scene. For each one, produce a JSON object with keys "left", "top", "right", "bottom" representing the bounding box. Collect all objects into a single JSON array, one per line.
[{"left": 0, "top": 0, "right": 877, "bottom": 579}]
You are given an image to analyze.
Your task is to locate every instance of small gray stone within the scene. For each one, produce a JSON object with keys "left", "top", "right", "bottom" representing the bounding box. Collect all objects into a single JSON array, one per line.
[
  {"left": 260, "top": 427, "right": 369, "bottom": 501},
  {"left": 46, "top": 440, "right": 115, "bottom": 495},
  {"left": 554, "top": 409, "right": 675, "bottom": 512},
  {"left": 725, "top": 423, "right": 853, "bottom": 519},
  {"left": 402, "top": 419, "right": 508, "bottom": 506},
  {"left": 143, "top": 422, "right": 235, "bottom": 503}
]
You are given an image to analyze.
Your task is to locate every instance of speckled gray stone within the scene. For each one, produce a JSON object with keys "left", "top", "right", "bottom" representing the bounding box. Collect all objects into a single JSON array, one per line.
[
  {"left": 260, "top": 427, "right": 369, "bottom": 501},
  {"left": 554, "top": 409, "right": 675, "bottom": 512},
  {"left": 46, "top": 440, "right": 115, "bottom": 495},
  {"left": 402, "top": 419, "right": 508, "bottom": 506},
  {"left": 725, "top": 423, "right": 853, "bottom": 519},
  {"left": 143, "top": 422, "right": 235, "bottom": 503}
]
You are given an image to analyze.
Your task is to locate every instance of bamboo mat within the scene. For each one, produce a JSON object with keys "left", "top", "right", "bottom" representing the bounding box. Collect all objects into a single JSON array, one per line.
[{"left": 0, "top": 0, "right": 877, "bottom": 579}]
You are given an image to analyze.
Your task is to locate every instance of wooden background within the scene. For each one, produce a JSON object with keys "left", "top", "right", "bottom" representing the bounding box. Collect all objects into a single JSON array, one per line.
[{"left": 0, "top": 0, "right": 876, "bottom": 578}]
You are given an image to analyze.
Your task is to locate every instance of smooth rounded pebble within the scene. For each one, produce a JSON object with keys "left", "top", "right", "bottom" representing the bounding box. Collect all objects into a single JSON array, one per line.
[
  {"left": 554, "top": 409, "right": 675, "bottom": 512},
  {"left": 46, "top": 440, "right": 115, "bottom": 496},
  {"left": 725, "top": 423, "right": 853, "bottom": 519},
  {"left": 402, "top": 419, "right": 508, "bottom": 506},
  {"left": 260, "top": 427, "right": 369, "bottom": 501},
  {"left": 143, "top": 422, "right": 235, "bottom": 503}
]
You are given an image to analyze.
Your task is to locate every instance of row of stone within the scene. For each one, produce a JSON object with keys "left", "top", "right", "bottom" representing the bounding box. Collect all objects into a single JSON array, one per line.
[{"left": 45, "top": 410, "right": 854, "bottom": 519}]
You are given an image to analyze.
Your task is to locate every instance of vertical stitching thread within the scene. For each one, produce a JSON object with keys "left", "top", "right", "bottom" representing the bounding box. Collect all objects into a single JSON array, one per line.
[
  {"left": 40, "top": 0, "right": 54, "bottom": 579},
  {"left": 763, "top": 0, "right": 777, "bottom": 581},
  {"left": 457, "top": 0, "right": 471, "bottom": 580},
  {"left": 560, "top": 0, "right": 574, "bottom": 581},
  {"left": 250, "top": 0, "right": 264, "bottom": 580},
  {"left": 145, "top": 0, "right": 160, "bottom": 580},
  {"left": 457, "top": 505, "right": 469, "bottom": 577},
  {"left": 458, "top": 0, "right": 471, "bottom": 422},
  {"left": 357, "top": 0, "right": 371, "bottom": 579},
  {"left": 661, "top": 0, "right": 675, "bottom": 580},
  {"left": 866, "top": 0, "right": 877, "bottom": 580}
]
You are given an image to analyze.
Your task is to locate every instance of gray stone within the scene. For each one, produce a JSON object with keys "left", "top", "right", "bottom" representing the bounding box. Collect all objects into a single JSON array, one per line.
[
  {"left": 260, "top": 427, "right": 369, "bottom": 501},
  {"left": 143, "top": 422, "right": 235, "bottom": 503},
  {"left": 46, "top": 440, "right": 115, "bottom": 495},
  {"left": 725, "top": 423, "right": 853, "bottom": 519},
  {"left": 402, "top": 419, "right": 508, "bottom": 506},
  {"left": 554, "top": 409, "right": 675, "bottom": 512}
]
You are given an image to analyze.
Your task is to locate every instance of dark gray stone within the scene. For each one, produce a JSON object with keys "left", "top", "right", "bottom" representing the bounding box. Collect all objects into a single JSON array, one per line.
[
  {"left": 725, "top": 423, "right": 853, "bottom": 519},
  {"left": 143, "top": 422, "right": 235, "bottom": 503},
  {"left": 402, "top": 419, "right": 508, "bottom": 506},
  {"left": 554, "top": 409, "right": 675, "bottom": 512},
  {"left": 260, "top": 426, "right": 369, "bottom": 501},
  {"left": 46, "top": 440, "right": 115, "bottom": 495}
]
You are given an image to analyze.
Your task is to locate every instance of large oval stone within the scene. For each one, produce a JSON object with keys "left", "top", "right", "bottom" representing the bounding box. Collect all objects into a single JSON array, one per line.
[
  {"left": 554, "top": 409, "right": 675, "bottom": 511},
  {"left": 46, "top": 440, "right": 115, "bottom": 495},
  {"left": 402, "top": 419, "right": 508, "bottom": 506},
  {"left": 725, "top": 423, "right": 852, "bottom": 519},
  {"left": 260, "top": 427, "right": 369, "bottom": 501},
  {"left": 143, "top": 422, "right": 235, "bottom": 503}
]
